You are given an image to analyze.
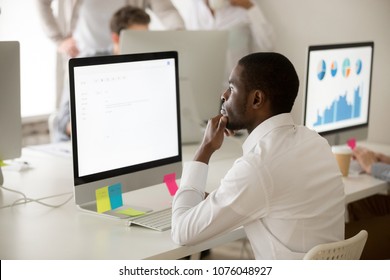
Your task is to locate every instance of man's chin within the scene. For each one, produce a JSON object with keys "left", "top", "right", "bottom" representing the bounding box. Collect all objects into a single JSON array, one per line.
[
  {"left": 226, "top": 123, "right": 245, "bottom": 132},
  {"left": 226, "top": 121, "right": 237, "bottom": 131}
]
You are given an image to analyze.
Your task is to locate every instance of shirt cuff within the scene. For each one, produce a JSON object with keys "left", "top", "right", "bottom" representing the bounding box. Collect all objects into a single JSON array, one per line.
[
  {"left": 180, "top": 161, "right": 209, "bottom": 192},
  {"left": 371, "top": 162, "right": 390, "bottom": 182}
]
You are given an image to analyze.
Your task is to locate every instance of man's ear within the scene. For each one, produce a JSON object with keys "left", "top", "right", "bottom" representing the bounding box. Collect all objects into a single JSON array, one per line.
[{"left": 252, "top": 90, "right": 266, "bottom": 109}]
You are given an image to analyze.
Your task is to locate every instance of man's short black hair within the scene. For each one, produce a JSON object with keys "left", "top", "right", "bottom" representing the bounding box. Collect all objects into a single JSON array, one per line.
[
  {"left": 238, "top": 52, "right": 299, "bottom": 115},
  {"left": 110, "top": 5, "right": 151, "bottom": 35}
]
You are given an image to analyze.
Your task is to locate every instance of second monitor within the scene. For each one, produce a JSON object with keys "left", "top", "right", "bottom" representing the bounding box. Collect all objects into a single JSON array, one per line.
[
  {"left": 119, "top": 30, "right": 228, "bottom": 125},
  {"left": 303, "top": 42, "right": 374, "bottom": 145}
]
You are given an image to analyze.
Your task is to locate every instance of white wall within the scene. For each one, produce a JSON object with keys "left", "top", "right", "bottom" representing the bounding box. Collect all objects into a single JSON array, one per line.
[
  {"left": 3, "top": 0, "right": 388, "bottom": 143},
  {"left": 174, "top": 0, "right": 390, "bottom": 144},
  {"left": 257, "top": 0, "right": 390, "bottom": 144}
]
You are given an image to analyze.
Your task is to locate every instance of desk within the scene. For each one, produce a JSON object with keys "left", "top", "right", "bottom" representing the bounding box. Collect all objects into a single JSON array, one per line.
[
  {"left": 0, "top": 138, "right": 389, "bottom": 259},
  {"left": 0, "top": 137, "right": 245, "bottom": 260},
  {"left": 344, "top": 174, "right": 389, "bottom": 204},
  {"left": 344, "top": 141, "right": 390, "bottom": 204}
]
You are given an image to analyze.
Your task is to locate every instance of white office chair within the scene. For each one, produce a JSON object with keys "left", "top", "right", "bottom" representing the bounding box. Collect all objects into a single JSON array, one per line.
[{"left": 303, "top": 230, "right": 368, "bottom": 260}]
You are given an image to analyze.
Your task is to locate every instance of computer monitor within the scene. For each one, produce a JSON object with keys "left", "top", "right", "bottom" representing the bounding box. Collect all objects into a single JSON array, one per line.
[
  {"left": 69, "top": 51, "right": 182, "bottom": 218},
  {"left": 119, "top": 30, "right": 228, "bottom": 124},
  {"left": 303, "top": 42, "right": 374, "bottom": 145},
  {"left": 0, "top": 41, "right": 22, "bottom": 186}
]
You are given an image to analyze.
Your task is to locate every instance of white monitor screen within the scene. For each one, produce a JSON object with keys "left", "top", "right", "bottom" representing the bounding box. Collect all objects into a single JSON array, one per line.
[
  {"left": 69, "top": 52, "right": 181, "bottom": 185},
  {"left": 304, "top": 42, "right": 374, "bottom": 135}
]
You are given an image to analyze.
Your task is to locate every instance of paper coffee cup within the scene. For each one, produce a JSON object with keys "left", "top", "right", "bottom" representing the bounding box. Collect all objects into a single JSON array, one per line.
[{"left": 332, "top": 146, "right": 352, "bottom": 177}]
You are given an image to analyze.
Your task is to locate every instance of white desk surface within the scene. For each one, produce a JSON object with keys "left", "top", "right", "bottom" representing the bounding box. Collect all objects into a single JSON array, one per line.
[
  {"left": 343, "top": 141, "right": 390, "bottom": 204},
  {"left": 0, "top": 138, "right": 389, "bottom": 259}
]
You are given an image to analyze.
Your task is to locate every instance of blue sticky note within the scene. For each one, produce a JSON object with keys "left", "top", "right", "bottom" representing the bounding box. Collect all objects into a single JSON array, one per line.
[{"left": 108, "top": 183, "right": 123, "bottom": 210}]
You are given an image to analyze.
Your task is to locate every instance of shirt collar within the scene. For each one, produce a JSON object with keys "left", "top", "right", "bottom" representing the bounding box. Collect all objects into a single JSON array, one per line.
[{"left": 242, "top": 113, "right": 295, "bottom": 155}]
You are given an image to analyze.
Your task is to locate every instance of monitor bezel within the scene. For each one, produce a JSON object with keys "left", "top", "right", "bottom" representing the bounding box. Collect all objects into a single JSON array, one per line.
[
  {"left": 0, "top": 41, "right": 21, "bottom": 186},
  {"left": 69, "top": 51, "right": 182, "bottom": 186},
  {"left": 303, "top": 41, "right": 374, "bottom": 136}
]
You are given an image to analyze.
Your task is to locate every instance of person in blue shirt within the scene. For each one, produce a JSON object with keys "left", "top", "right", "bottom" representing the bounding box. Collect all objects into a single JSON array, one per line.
[
  {"left": 347, "top": 146, "right": 390, "bottom": 220},
  {"left": 346, "top": 146, "right": 390, "bottom": 259},
  {"left": 353, "top": 146, "right": 390, "bottom": 182},
  {"left": 52, "top": 5, "right": 151, "bottom": 142}
]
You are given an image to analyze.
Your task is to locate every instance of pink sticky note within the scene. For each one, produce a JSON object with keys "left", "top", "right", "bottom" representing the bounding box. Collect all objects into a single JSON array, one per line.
[
  {"left": 164, "top": 173, "right": 178, "bottom": 196},
  {"left": 347, "top": 138, "right": 356, "bottom": 150}
]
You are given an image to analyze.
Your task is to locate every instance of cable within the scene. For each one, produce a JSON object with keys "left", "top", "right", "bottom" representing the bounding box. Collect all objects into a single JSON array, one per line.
[
  {"left": 0, "top": 185, "right": 73, "bottom": 209},
  {"left": 0, "top": 185, "right": 27, "bottom": 201}
]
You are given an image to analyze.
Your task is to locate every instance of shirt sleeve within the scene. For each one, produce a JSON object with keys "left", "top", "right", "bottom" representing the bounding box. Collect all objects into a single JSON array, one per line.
[
  {"left": 35, "top": 0, "right": 65, "bottom": 45},
  {"left": 148, "top": 0, "right": 185, "bottom": 29},
  {"left": 171, "top": 155, "right": 271, "bottom": 246},
  {"left": 371, "top": 162, "right": 390, "bottom": 182},
  {"left": 246, "top": 3, "right": 275, "bottom": 51}
]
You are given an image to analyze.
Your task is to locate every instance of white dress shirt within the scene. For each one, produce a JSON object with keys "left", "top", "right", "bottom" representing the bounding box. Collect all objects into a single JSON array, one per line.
[
  {"left": 73, "top": 0, "right": 127, "bottom": 57},
  {"left": 172, "top": 113, "right": 346, "bottom": 259},
  {"left": 184, "top": 0, "right": 274, "bottom": 76}
]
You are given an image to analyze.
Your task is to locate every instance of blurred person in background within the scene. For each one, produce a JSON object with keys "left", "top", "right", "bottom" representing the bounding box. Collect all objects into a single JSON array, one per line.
[
  {"left": 184, "top": 0, "right": 274, "bottom": 78},
  {"left": 346, "top": 146, "right": 390, "bottom": 259},
  {"left": 49, "top": 5, "right": 152, "bottom": 142},
  {"left": 35, "top": 0, "right": 184, "bottom": 140}
]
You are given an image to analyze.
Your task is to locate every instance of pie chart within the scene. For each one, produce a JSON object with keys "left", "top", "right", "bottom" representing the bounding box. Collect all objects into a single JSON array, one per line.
[
  {"left": 317, "top": 60, "right": 326, "bottom": 80},
  {"left": 342, "top": 58, "right": 351, "bottom": 78},
  {"left": 331, "top": 61, "right": 338, "bottom": 77},
  {"left": 356, "top": 59, "right": 362, "bottom": 75}
]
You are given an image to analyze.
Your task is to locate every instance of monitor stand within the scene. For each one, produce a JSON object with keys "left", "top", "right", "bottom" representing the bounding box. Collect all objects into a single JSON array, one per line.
[
  {"left": 331, "top": 133, "right": 341, "bottom": 146},
  {"left": 0, "top": 167, "right": 3, "bottom": 186},
  {"left": 78, "top": 201, "right": 152, "bottom": 219},
  {"left": 322, "top": 127, "right": 368, "bottom": 147}
]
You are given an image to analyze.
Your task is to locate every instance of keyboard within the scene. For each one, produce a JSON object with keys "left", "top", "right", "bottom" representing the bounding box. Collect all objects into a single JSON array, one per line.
[{"left": 127, "top": 208, "right": 172, "bottom": 231}]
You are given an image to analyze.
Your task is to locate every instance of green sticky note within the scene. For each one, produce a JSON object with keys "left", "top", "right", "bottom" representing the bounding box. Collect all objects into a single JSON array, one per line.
[
  {"left": 0, "top": 160, "right": 7, "bottom": 167},
  {"left": 116, "top": 208, "right": 146, "bottom": 217},
  {"left": 95, "top": 186, "right": 111, "bottom": 213}
]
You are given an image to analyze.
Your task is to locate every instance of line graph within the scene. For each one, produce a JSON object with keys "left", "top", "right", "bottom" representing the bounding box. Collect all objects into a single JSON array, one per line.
[{"left": 313, "top": 85, "right": 362, "bottom": 127}]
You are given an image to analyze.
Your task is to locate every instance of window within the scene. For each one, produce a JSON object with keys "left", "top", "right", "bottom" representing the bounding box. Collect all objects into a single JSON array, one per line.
[
  {"left": 0, "top": 0, "right": 189, "bottom": 119},
  {"left": 0, "top": 0, "right": 56, "bottom": 118}
]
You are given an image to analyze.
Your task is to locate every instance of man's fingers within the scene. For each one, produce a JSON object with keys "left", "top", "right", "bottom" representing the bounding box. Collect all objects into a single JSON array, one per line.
[{"left": 218, "top": 115, "right": 227, "bottom": 129}]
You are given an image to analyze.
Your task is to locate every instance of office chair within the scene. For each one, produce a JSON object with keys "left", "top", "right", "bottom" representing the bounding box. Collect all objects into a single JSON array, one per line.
[{"left": 303, "top": 230, "right": 368, "bottom": 260}]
